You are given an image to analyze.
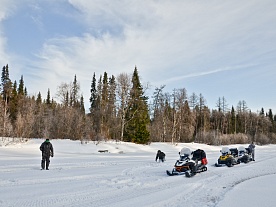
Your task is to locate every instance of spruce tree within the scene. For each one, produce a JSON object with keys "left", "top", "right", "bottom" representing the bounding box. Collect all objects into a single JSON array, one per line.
[
  {"left": 124, "top": 66, "right": 150, "bottom": 144},
  {"left": 1, "top": 64, "right": 12, "bottom": 102},
  {"left": 80, "top": 95, "right": 85, "bottom": 114},
  {"left": 9, "top": 81, "right": 18, "bottom": 122},
  {"left": 18, "top": 75, "right": 24, "bottom": 96},
  {"left": 72, "top": 75, "right": 80, "bottom": 107},
  {"left": 93, "top": 75, "right": 102, "bottom": 134},
  {"left": 24, "top": 87, "right": 28, "bottom": 96},
  {"left": 36, "top": 92, "right": 42, "bottom": 105},
  {"left": 268, "top": 109, "right": 273, "bottom": 121},
  {"left": 102, "top": 72, "right": 108, "bottom": 105},
  {"left": 101, "top": 72, "right": 108, "bottom": 125},
  {"left": 259, "top": 108, "right": 264, "bottom": 116},
  {"left": 1, "top": 64, "right": 13, "bottom": 136},
  {"left": 101, "top": 72, "right": 109, "bottom": 137},
  {"left": 89, "top": 73, "right": 97, "bottom": 112},
  {"left": 46, "top": 89, "right": 51, "bottom": 105},
  {"left": 107, "top": 75, "right": 117, "bottom": 138}
]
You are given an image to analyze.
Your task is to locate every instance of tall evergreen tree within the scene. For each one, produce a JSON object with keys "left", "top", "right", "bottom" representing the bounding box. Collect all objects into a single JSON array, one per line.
[
  {"left": 0, "top": 64, "right": 13, "bottom": 136},
  {"left": 1, "top": 64, "right": 12, "bottom": 102},
  {"left": 18, "top": 75, "right": 24, "bottom": 96},
  {"left": 101, "top": 72, "right": 109, "bottom": 134},
  {"left": 268, "top": 109, "right": 273, "bottom": 121},
  {"left": 9, "top": 80, "right": 18, "bottom": 122},
  {"left": 80, "top": 95, "right": 85, "bottom": 114},
  {"left": 107, "top": 75, "right": 117, "bottom": 138},
  {"left": 260, "top": 107, "right": 265, "bottom": 116},
  {"left": 89, "top": 73, "right": 97, "bottom": 112},
  {"left": 93, "top": 75, "right": 103, "bottom": 135},
  {"left": 36, "top": 92, "right": 42, "bottom": 105},
  {"left": 268, "top": 109, "right": 274, "bottom": 133},
  {"left": 124, "top": 66, "right": 150, "bottom": 144},
  {"left": 102, "top": 72, "right": 108, "bottom": 105},
  {"left": 24, "top": 87, "right": 28, "bottom": 96},
  {"left": 71, "top": 75, "right": 80, "bottom": 107},
  {"left": 46, "top": 89, "right": 51, "bottom": 105}
]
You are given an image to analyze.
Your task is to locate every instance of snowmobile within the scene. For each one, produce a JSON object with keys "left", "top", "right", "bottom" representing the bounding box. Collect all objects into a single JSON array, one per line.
[
  {"left": 166, "top": 148, "right": 208, "bottom": 177},
  {"left": 237, "top": 146, "right": 253, "bottom": 163},
  {"left": 215, "top": 147, "right": 240, "bottom": 167}
]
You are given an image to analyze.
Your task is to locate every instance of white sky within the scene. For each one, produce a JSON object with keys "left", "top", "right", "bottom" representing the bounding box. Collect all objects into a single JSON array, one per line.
[{"left": 0, "top": 0, "right": 275, "bottom": 113}]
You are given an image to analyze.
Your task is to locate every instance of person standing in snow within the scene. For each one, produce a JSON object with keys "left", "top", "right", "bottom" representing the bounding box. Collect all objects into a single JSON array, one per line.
[
  {"left": 155, "top": 150, "right": 165, "bottom": 162},
  {"left": 248, "top": 142, "right": 255, "bottom": 161},
  {"left": 40, "top": 139, "right": 54, "bottom": 170}
]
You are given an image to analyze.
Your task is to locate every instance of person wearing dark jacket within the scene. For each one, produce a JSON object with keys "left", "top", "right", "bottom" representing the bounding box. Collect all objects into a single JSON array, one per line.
[
  {"left": 40, "top": 139, "right": 54, "bottom": 170},
  {"left": 155, "top": 150, "right": 165, "bottom": 162}
]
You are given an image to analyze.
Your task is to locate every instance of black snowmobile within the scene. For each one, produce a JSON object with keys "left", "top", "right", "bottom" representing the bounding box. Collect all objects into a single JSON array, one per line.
[
  {"left": 166, "top": 148, "right": 208, "bottom": 177},
  {"left": 215, "top": 147, "right": 240, "bottom": 167},
  {"left": 237, "top": 146, "right": 253, "bottom": 163}
]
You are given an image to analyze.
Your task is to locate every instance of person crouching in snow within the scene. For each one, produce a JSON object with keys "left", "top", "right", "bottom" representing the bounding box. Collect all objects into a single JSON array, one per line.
[
  {"left": 40, "top": 139, "right": 54, "bottom": 170},
  {"left": 155, "top": 150, "right": 165, "bottom": 162}
]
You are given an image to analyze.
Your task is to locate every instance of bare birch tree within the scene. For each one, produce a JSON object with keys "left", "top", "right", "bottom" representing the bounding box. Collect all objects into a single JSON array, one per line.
[{"left": 116, "top": 73, "right": 131, "bottom": 141}]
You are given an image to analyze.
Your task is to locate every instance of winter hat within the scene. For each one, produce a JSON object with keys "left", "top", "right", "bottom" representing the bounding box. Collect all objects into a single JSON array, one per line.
[{"left": 45, "top": 139, "right": 50, "bottom": 142}]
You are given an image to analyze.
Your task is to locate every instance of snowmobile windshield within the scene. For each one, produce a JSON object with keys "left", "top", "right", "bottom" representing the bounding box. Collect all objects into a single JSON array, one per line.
[
  {"left": 238, "top": 146, "right": 246, "bottom": 155},
  {"left": 180, "top": 148, "right": 191, "bottom": 156},
  {"left": 238, "top": 146, "right": 246, "bottom": 152},
  {"left": 221, "top": 147, "right": 230, "bottom": 155}
]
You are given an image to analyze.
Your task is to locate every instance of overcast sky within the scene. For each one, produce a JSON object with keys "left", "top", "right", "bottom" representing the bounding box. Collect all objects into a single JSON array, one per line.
[{"left": 0, "top": 0, "right": 275, "bottom": 113}]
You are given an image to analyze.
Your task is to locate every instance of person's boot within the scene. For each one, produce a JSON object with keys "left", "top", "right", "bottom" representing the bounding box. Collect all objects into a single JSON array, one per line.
[{"left": 41, "top": 160, "right": 45, "bottom": 170}]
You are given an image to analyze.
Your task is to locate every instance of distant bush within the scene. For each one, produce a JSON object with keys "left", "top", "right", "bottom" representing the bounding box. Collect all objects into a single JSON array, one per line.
[
  {"left": 201, "top": 132, "right": 250, "bottom": 146},
  {"left": 255, "top": 133, "right": 270, "bottom": 145}
]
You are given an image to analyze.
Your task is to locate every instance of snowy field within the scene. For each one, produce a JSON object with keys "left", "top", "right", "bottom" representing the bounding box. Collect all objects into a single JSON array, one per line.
[{"left": 1, "top": 138, "right": 276, "bottom": 207}]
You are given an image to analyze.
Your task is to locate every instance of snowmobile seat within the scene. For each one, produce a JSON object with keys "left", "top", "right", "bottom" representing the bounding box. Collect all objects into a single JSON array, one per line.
[
  {"left": 245, "top": 147, "right": 252, "bottom": 154},
  {"left": 192, "top": 149, "right": 206, "bottom": 160},
  {"left": 229, "top": 148, "right": 238, "bottom": 157},
  {"left": 192, "top": 149, "right": 207, "bottom": 165}
]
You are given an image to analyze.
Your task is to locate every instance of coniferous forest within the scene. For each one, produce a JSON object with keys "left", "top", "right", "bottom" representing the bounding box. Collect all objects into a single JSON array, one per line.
[{"left": 1, "top": 64, "right": 276, "bottom": 145}]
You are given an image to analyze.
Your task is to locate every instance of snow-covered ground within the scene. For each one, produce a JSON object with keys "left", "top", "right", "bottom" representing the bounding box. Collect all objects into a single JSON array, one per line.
[{"left": 1, "top": 139, "right": 276, "bottom": 207}]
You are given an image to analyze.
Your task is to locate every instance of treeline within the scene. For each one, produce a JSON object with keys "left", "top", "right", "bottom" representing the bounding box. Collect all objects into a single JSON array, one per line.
[
  {"left": 150, "top": 88, "right": 276, "bottom": 145},
  {"left": 1, "top": 64, "right": 276, "bottom": 145}
]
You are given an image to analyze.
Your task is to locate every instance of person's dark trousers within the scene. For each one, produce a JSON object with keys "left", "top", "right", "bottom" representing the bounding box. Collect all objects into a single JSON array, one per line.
[{"left": 41, "top": 156, "right": 50, "bottom": 170}]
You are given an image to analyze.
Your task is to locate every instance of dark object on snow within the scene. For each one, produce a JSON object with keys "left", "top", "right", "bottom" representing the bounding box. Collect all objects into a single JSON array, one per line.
[
  {"left": 156, "top": 150, "right": 166, "bottom": 162},
  {"left": 40, "top": 139, "right": 54, "bottom": 170},
  {"left": 166, "top": 148, "right": 208, "bottom": 177},
  {"left": 98, "top": 150, "right": 108, "bottom": 153}
]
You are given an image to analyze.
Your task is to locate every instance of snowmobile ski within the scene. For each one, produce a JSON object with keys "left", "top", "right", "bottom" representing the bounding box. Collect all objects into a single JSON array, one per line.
[{"left": 166, "top": 170, "right": 186, "bottom": 176}]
